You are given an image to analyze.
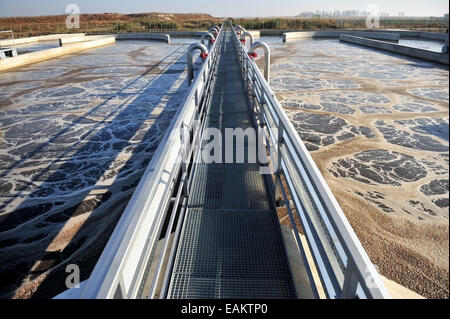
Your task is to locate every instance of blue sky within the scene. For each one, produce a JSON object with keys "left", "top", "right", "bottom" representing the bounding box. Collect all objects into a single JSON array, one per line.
[{"left": 0, "top": 0, "right": 448, "bottom": 17}]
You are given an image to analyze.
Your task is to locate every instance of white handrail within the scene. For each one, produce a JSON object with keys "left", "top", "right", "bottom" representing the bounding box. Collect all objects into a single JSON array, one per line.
[
  {"left": 231, "top": 26, "right": 390, "bottom": 299},
  {"left": 78, "top": 27, "right": 224, "bottom": 299}
]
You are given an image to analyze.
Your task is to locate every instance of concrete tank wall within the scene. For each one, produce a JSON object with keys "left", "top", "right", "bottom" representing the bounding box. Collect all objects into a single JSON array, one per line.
[
  {"left": 283, "top": 30, "right": 400, "bottom": 42},
  {"left": 380, "top": 30, "right": 446, "bottom": 40},
  {"left": 0, "top": 33, "right": 86, "bottom": 47},
  {"left": 247, "top": 30, "right": 260, "bottom": 38},
  {"left": 115, "top": 33, "right": 170, "bottom": 43},
  {"left": 59, "top": 35, "right": 110, "bottom": 46},
  {"left": 419, "top": 31, "right": 447, "bottom": 41},
  {"left": 339, "top": 35, "right": 448, "bottom": 65},
  {"left": 0, "top": 36, "right": 116, "bottom": 72}
]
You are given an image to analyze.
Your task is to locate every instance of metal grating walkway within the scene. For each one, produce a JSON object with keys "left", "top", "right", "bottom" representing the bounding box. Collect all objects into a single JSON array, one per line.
[{"left": 167, "top": 31, "right": 297, "bottom": 299}]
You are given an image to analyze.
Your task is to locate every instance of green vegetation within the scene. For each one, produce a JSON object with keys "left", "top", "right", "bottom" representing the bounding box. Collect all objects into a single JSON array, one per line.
[
  {"left": 0, "top": 13, "right": 448, "bottom": 38},
  {"left": 230, "top": 17, "right": 448, "bottom": 31},
  {"left": 233, "top": 18, "right": 338, "bottom": 30}
]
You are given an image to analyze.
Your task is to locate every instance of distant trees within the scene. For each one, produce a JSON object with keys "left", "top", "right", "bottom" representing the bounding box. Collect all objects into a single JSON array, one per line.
[
  {"left": 113, "top": 19, "right": 180, "bottom": 31},
  {"left": 1, "top": 13, "right": 448, "bottom": 36},
  {"left": 236, "top": 18, "right": 338, "bottom": 30}
]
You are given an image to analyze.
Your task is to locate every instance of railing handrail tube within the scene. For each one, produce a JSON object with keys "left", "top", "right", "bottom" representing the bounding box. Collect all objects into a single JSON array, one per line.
[
  {"left": 231, "top": 26, "right": 390, "bottom": 299},
  {"left": 78, "top": 27, "right": 223, "bottom": 299}
]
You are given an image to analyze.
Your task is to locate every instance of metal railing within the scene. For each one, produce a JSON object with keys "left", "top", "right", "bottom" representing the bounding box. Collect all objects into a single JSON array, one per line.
[
  {"left": 72, "top": 24, "right": 390, "bottom": 299},
  {"left": 78, "top": 26, "right": 224, "bottom": 299},
  {"left": 231, "top": 25, "right": 390, "bottom": 299}
]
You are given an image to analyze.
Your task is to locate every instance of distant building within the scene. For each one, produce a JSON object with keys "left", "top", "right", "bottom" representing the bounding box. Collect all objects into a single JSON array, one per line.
[
  {"left": 398, "top": 11, "right": 405, "bottom": 17},
  {"left": 297, "top": 9, "right": 394, "bottom": 18}
]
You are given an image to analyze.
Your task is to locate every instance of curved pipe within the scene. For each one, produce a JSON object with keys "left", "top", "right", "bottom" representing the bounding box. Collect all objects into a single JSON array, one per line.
[
  {"left": 187, "top": 43, "right": 208, "bottom": 85},
  {"left": 209, "top": 26, "right": 220, "bottom": 35},
  {"left": 236, "top": 25, "right": 246, "bottom": 33},
  {"left": 208, "top": 28, "right": 219, "bottom": 37},
  {"left": 249, "top": 41, "right": 271, "bottom": 83},
  {"left": 240, "top": 31, "right": 254, "bottom": 47},
  {"left": 201, "top": 32, "right": 215, "bottom": 48}
]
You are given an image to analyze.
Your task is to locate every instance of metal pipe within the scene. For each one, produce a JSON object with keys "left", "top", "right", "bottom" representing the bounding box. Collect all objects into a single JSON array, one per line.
[
  {"left": 249, "top": 41, "right": 270, "bottom": 83},
  {"left": 187, "top": 43, "right": 208, "bottom": 86},
  {"left": 208, "top": 27, "right": 219, "bottom": 38},
  {"left": 240, "top": 31, "right": 254, "bottom": 47},
  {"left": 236, "top": 25, "right": 246, "bottom": 33},
  {"left": 200, "top": 32, "right": 215, "bottom": 48}
]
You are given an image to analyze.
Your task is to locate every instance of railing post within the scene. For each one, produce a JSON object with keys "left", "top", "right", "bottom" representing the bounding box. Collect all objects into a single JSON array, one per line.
[
  {"left": 251, "top": 74, "right": 258, "bottom": 111},
  {"left": 275, "top": 123, "right": 284, "bottom": 174},
  {"left": 341, "top": 261, "right": 359, "bottom": 298},
  {"left": 194, "top": 88, "right": 199, "bottom": 109},
  {"left": 180, "top": 123, "right": 189, "bottom": 196}
]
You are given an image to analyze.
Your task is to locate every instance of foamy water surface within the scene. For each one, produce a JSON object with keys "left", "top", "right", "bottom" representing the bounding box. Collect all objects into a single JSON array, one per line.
[{"left": 0, "top": 38, "right": 201, "bottom": 298}]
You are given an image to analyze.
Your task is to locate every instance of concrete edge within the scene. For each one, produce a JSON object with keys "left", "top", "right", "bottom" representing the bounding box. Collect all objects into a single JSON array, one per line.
[
  {"left": 0, "top": 37, "right": 116, "bottom": 72},
  {"left": 281, "top": 225, "right": 426, "bottom": 299},
  {"left": 0, "top": 33, "right": 86, "bottom": 47},
  {"left": 59, "top": 35, "right": 111, "bottom": 46},
  {"left": 340, "top": 34, "right": 449, "bottom": 65},
  {"left": 380, "top": 276, "right": 426, "bottom": 299},
  {"left": 115, "top": 33, "right": 170, "bottom": 44},
  {"left": 247, "top": 30, "right": 261, "bottom": 38},
  {"left": 283, "top": 30, "right": 400, "bottom": 42}
]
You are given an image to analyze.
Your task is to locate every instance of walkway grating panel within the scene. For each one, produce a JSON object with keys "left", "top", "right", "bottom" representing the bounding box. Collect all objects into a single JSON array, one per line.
[
  {"left": 188, "top": 164, "right": 270, "bottom": 211},
  {"left": 168, "top": 209, "right": 297, "bottom": 299},
  {"left": 167, "top": 30, "right": 297, "bottom": 299},
  {"left": 170, "top": 274, "right": 297, "bottom": 299}
]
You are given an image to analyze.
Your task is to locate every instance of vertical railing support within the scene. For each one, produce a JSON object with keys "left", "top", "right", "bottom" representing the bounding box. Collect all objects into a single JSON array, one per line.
[
  {"left": 275, "top": 123, "right": 284, "bottom": 174},
  {"left": 180, "top": 123, "right": 189, "bottom": 196},
  {"left": 341, "top": 261, "right": 359, "bottom": 299}
]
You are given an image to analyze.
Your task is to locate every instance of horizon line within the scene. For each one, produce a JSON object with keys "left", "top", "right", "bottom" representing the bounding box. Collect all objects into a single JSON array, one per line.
[{"left": 0, "top": 11, "right": 449, "bottom": 19}]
